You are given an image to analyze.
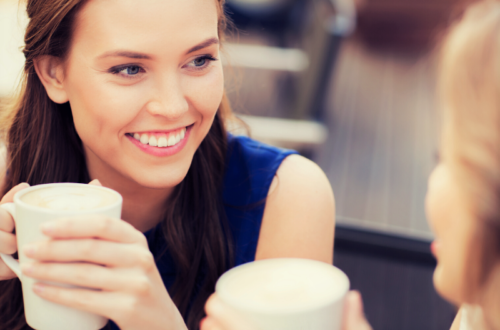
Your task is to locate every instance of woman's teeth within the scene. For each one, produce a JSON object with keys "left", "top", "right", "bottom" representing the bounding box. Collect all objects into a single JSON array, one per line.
[{"left": 132, "top": 127, "right": 187, "bottom": 148}]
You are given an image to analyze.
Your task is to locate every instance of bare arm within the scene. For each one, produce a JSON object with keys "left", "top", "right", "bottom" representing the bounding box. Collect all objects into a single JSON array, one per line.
[{"left": 255, "top": 154, "right": 335, "bottom": 263}]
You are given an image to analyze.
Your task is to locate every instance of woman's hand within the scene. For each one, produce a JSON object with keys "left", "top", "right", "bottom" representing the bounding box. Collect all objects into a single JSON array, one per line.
[
  {"left": 0, "top": 183, "right": 30, "bottom": 281},
  {"left": 341, "top": 291, "right": 373, "bottom": 330},
  {"left": 201, "top": 291, "right": 372, "bottom": 330},
  {"left": 20, "top": 215, "right": 187, "bottom": 330},
  {"left": 201, "top": 294, "right": 256, "bottom": 330}
]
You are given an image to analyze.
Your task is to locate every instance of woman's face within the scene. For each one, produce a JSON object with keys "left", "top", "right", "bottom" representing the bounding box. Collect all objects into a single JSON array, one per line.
[
  {"left": 425, "top": 130, "right": 478, "bottom": 305},
  {"left": 59, "top": 0, "right": 223, "bottom": 189}
]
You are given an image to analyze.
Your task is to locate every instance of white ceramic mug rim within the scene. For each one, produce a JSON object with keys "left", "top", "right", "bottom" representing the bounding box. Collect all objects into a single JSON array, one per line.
[
  {"left": 215, "top": 258, "right": 350, "bottom": 315},
  {"left": 12, "top": 183, "right": 123, "bottom": 215}
]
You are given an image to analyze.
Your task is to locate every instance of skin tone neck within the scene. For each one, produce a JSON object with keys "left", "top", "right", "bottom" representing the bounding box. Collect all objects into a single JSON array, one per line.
[
  {"left": 477, "top": 264, "right": 500, "bottom": 330},
  {"left": 85, "top": 146, "right": 172, "bottom": 232}
]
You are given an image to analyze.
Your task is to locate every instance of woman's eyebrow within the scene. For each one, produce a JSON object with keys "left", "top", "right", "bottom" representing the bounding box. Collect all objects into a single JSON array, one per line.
[
  {"left": 185, "top": 37, "right": 219, "bottom": 55},
  {"left": 96, "top": 50, "right": 151, "bottom": 60},
  {"left": 96, "top": 38, "right": 219, "bottom": 60}
]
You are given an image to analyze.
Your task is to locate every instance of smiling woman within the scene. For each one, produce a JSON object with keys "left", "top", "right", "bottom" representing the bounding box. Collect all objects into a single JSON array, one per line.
[{"left": 0, "top": 0, "right": 335, "bottom": 330}]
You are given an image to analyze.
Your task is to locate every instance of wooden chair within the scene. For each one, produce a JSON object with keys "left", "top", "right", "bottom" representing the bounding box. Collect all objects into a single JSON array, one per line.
[{"left": 223, "top": 0, "right": 356, "bottom": 153}]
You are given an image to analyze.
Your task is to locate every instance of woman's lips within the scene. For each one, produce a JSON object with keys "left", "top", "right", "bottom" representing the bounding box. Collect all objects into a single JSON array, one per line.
[
  {"left": 430, "top": 240, "right": 440, "bottom": 258},
  {"left": 131, "top": 126, "right": 187, "bottom": 147},
  {"left": 127, "top": 125, "right": 192, "bottom": 157}
]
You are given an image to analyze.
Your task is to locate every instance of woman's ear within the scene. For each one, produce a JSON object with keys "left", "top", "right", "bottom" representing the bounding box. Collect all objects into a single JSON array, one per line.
[{"left": 33, "top": 56, "right": 69, "bottom": 104}]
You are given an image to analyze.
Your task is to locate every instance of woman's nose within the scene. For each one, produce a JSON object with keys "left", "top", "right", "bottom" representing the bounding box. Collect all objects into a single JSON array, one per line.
[{"left": 146, "top": 79, "right": 189, "bottom": 119}]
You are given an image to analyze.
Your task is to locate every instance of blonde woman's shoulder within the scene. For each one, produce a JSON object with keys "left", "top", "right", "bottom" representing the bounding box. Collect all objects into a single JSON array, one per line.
[
  {"left": 450, "top": 308, "right": 463, "bottom": 330},
  {"left": 452, "top": 305, "right": 485, "bottom": 330}
]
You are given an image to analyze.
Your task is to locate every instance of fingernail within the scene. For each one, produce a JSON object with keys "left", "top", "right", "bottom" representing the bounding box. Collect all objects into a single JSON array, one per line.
[
  {"left": 89, "top": 179, "right": 102, "bottom": 186},
  {"left": 208, "top": 297, "right": 224, "bottom": 316},
  {"left": 199, "top": 318, "right": 215, "bottom": 330},
  {"left": 21, "top": 263, "right": 34, "bottom": 274},
  {"left": 41, "top": 222, "right": 55, "bottom": 234},
  {"left": 24, "top": 244, "right": 37, "bottom": 256},
  {"left": 17, "top": 182, "right": 30, "bottom": 188},
  {"left": 199, "top": 317, "right": 206, "bottom": 329},
  {"left": 33, "top": 283, "right": 44, "bottom": 294}
]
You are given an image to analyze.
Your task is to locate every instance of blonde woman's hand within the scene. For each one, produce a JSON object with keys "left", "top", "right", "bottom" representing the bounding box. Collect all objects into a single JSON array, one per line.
[
  {"left": 201, "top": 294, "right": 256, "bottom": 330},
  {"left": 19, "top": 209, "right": 187, "bottom": 330},
  {"left": 341, "top": 291, "right": 372, "bottom": 330},
  {"left": 88, "top": 178, "right": 102, "bottom": 186},
  {"left": 0, "top": 183, "right": 30, "bottom": 281},
  {"left": 201, "top": 291, "right": 373, "bottom": 330}
]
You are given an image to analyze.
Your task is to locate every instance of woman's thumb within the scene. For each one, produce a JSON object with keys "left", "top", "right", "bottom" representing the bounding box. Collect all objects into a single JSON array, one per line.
[
  {"left": 342, "top": 291, "right": 373, "bottom": 330},
  {"left": 88, "top": 179, "right": 102, "bottom": 186}
]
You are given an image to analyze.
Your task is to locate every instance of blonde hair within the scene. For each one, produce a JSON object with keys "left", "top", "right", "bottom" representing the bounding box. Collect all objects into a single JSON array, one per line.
[{"left": 439, "top": 1, "right": 500, "bottom": 328}]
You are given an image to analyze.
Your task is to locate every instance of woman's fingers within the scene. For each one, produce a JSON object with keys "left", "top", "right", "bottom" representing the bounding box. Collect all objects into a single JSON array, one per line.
[
  {"left": 23, "top": 238, "right": 154, "bottom": 269},
  {"left": 0, "top": 183, "right": 29, "bottom": 280},
  {"left": 200, "top": 317, "right": 224, "bottom": 330},
  {"left": 22, "top": 262, "right": 113, "bottom": 290},
  {"left": 0, "top": 230, "right": 16, "bottom": 254},
  {"left": 342, "top": 291, "right": 373, "bottom": 330},
  {"left": 0, "top": 182, "right": 29, "bottom": 232},
  {"left": 88, "top": 179, "right": 102, "bottom": 186},
  {"left": 204, "top": 294, "right": 256, "bottom": 330},
  {"left": 21, "top": 261, "right": 152, "bottom": 293},
  {"left": 32, "top": 282, "right": 118, "bottom": 319},
  {"left": 0, "top": 261, "right": 16, "bottom": 280},
  {"left": 0, "top": 209, "right": 14, "bottom": 233},
  {"left": 0, "top": 182, "right": 29, "bottom": 204},
  {"left": 32, "top": 282, "right": 163, "bottom": 324},
  {"left": 40, "top": 215, "right": 146, "bottom": 245}
]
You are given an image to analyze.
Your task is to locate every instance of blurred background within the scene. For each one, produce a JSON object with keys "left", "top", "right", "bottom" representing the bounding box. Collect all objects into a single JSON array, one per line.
[
  {"left": 0, "top": 0, "right": 478, "bottom": 328},
  {"left": 222, "top": 0, "right": 471, "bottom": 329}
]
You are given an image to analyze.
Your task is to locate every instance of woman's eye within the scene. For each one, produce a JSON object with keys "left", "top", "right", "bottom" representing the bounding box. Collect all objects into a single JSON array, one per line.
[
  {"left": 193, "top": 57, "right": 207, "bottom": 67},
  {"left": 186, "top": 55, "right": 217, "bottom": 70},
  {"left": 110, "top": 65, "right": 144, "bottom": 77},
  {"left": 123, "top": 66, "right": 141, "bottom": 75}
]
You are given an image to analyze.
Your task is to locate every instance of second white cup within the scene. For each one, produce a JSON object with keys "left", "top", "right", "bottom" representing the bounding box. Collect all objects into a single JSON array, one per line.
[{"left": 215, "top": 258, "right": 350, "bottom": 330}]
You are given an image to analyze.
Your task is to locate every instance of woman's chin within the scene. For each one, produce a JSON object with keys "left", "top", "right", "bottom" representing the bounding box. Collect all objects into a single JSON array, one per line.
[
  {"left": 134, "top": 175, "right": 185, "bottom": 190},
  {"left": 433, "top": 265, "right": 463, "bottom": 306},
  {"left": 121, "top": 160, "right": 192, "bottom": 190},
  {"left": 122, "top": 165, "right": 187, "bottom": 190}
]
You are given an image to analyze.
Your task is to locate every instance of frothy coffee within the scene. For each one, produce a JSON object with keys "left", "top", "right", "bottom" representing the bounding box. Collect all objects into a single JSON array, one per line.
[
  {"left": 21, "top": 186, "right": 119, "bottom": 211},
  {"left": 216, "top": 258, "right": 349, "bottom": 314}
]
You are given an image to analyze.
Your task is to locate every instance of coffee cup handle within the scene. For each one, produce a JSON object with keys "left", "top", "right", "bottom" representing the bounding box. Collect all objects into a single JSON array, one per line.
[{"left": 0, "top": 203, "right": 22, "bottom": 279}]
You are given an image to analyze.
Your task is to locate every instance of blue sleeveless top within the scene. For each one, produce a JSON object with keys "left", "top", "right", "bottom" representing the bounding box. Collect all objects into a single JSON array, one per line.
[{"left": 110, "top": 135, "right": 297, "bottom": 329}]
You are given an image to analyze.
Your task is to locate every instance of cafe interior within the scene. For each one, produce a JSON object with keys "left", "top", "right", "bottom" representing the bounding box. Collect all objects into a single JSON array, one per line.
[{"left": 0, "top": 0, "right": 481, "bottom": 329}]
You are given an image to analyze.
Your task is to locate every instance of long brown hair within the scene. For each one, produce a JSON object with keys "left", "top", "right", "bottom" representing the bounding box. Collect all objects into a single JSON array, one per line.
[{"left": 0, "top": 1, "right": 233, "bottom": 329}]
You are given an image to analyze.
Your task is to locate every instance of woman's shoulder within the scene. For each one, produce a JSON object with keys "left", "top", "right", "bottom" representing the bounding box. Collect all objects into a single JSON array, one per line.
[
  {"left": 255, "top": 152, "right": 335, "bottom": 262},
  {"left": 222, "top": 135, "right": 335, "bottom": 265},
  {"left": 458, "top": 305, "right": 486, "bottom": 330},
  {"left": 452, "top": 305, "right": 487, "bottom": 330},
  {"left": 226, "top": 134, "right": 297, "bottom": 166},
  {"left": 223, "top": 134, "right": 298, "bottom": 205}
]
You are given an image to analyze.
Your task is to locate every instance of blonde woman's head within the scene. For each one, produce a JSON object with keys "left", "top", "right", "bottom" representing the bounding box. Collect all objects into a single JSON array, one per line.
[{"left": 426, "top": 0, "right": 500, "bottom": 327}]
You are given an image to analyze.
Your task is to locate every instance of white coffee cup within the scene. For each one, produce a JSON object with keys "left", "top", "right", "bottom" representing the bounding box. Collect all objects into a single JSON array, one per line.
[
  {"left": 215, "top": 258, "right": 349, "bottom": 330},
  {"left": 0, "top": 183, "right": 123, "bottom": 330}
]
